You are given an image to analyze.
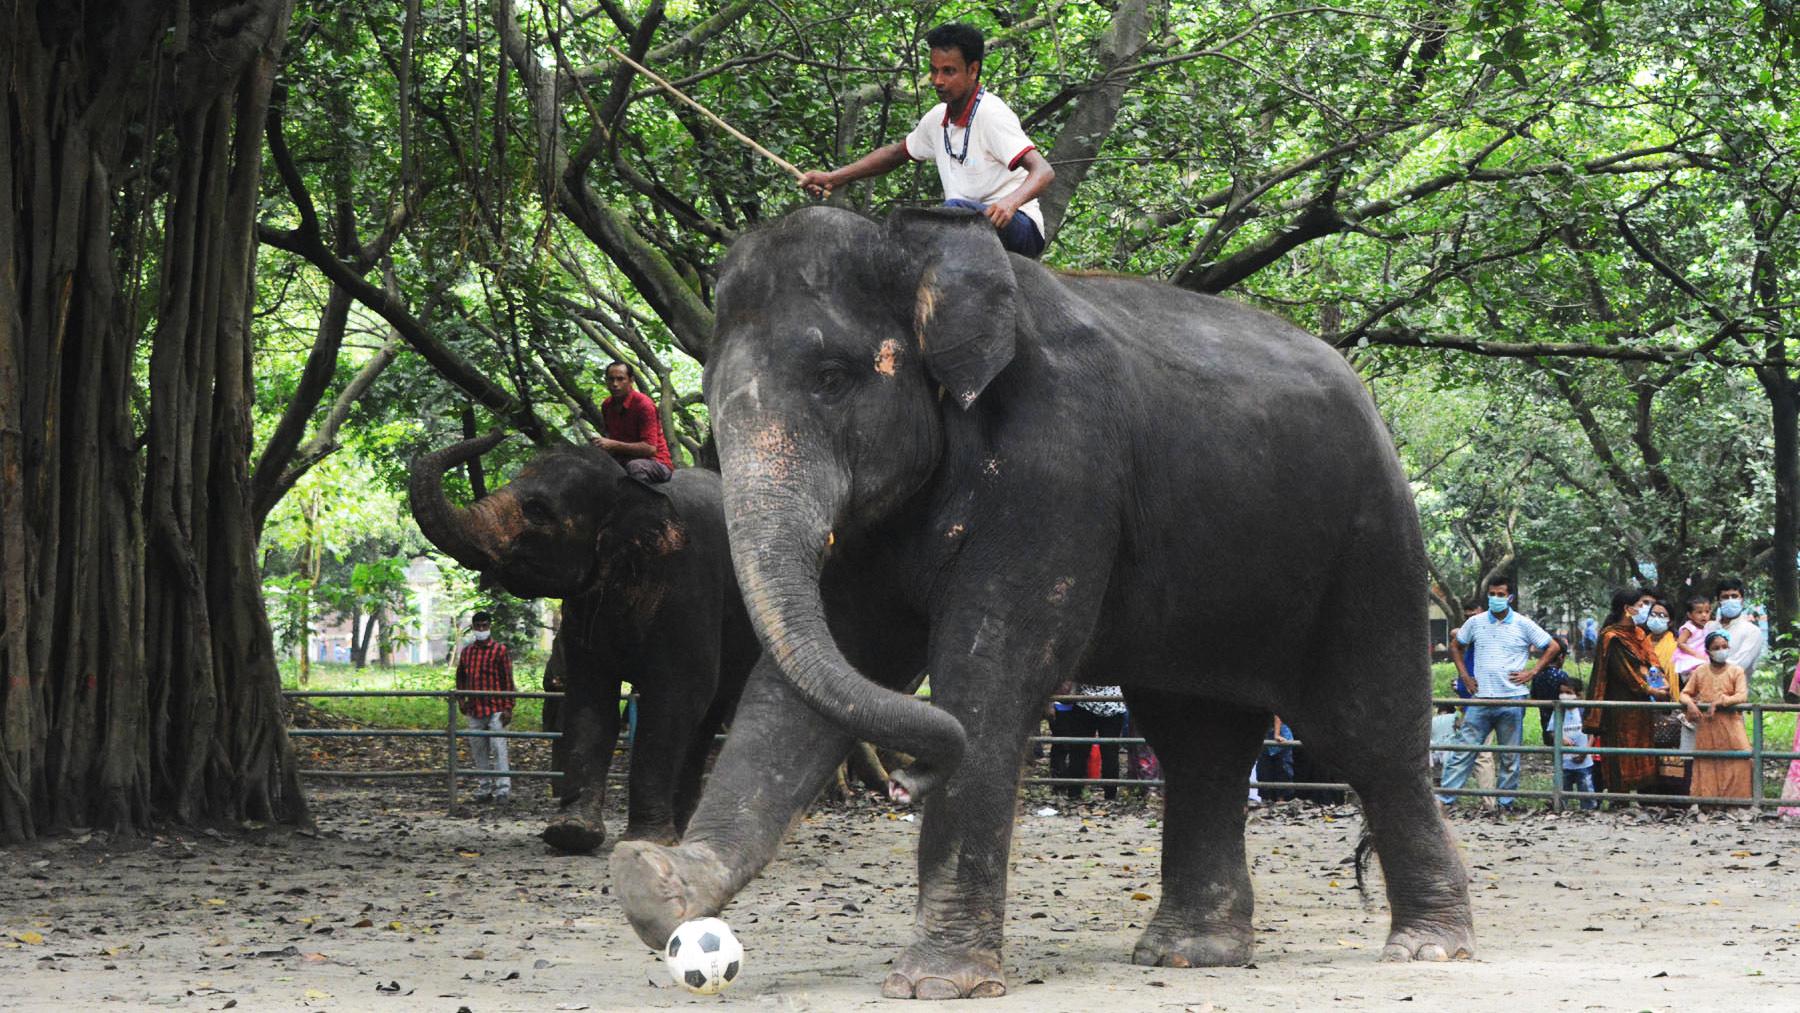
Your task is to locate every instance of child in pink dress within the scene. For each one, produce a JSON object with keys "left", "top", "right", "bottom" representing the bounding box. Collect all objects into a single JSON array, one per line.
[{"left": 1673, "top": 595, "right": 1712, "bottom": 678}]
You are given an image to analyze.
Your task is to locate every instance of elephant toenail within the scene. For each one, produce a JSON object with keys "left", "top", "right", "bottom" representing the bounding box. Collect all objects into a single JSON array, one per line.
[
  {"left": 1417, "top": 943, "right": 1449, "bottom": 961},
  {"left": 968, "top": 981, "right": 1007, "bottom": 998},
  {"left": 881, "top": 973, "right": 916, "bottom": 999},
  {"left": 913, "top": 977, "right": 962, "bottom": 1000},
  {"left": 1166, "top": 954, "right": 1191, "bottom": 968}
]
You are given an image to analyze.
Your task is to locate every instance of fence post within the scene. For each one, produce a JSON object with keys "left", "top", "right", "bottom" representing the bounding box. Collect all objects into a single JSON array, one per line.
[
  {"left": 1550, "top": 697, "right": 1564, "bottom": 812},
  {"left": 1751, "top": 703, "right": 1764, "bottom": 810},
  {"left": 447, "top": 692, "right": 459, "bottom": 813}
]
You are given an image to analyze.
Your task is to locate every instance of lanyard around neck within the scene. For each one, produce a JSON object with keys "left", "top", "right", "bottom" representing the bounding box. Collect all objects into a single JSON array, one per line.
[{"left": 943, "top": 87, "right": 984, "bottom": 164}]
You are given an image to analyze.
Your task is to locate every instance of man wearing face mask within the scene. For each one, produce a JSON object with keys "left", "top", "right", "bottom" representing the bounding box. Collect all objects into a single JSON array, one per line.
[
  {"left": 1707, "top": 578, "right": 1766, "bottom": 685},
  {"left": 456, "top": 610, "right": 516, "bottom": 803},
  {"left": 1438, "top": 575, "right": 1561, "bottom": 812}
]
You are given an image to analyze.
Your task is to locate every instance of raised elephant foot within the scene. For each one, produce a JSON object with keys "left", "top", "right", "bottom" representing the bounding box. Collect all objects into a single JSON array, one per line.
[
  {"left": 880, "top": 943, "right": 1006, "bottom": 1000},
  {"left": 540, "top": 816, "right": 606, "bottom": 854},
  {"left": 1379, "top": 919, "right": 1475, "bottom": 962},
  {"left": 612, "top": 840, "right": 731, "bottom": 949},
  {"left": 1130, "top": 919, "right": 1252, "bottom": 968}
]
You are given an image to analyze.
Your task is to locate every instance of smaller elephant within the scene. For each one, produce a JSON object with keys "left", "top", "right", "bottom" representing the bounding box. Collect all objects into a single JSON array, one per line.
[{"left": 411, "top": 432, "right": 760, "bottom": 852}]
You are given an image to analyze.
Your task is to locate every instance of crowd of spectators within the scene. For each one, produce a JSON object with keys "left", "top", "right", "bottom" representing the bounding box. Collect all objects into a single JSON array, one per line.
[
  {"left": 1035, "top": 575, "right": 1797, "bottom": 816},
  {"left": 1433, "top": 575, "right": 1786, "bottom": 813}
]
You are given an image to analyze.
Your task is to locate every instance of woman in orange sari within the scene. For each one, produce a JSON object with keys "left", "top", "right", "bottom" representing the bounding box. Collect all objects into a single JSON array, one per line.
[{"left": 1584, "top": 588, "right": 1668, "bottom": 796}]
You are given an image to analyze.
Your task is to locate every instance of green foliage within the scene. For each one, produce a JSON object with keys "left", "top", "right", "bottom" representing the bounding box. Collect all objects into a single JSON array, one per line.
[{"left": 248, "top": 0, "right": 1799, "bottom": 661}]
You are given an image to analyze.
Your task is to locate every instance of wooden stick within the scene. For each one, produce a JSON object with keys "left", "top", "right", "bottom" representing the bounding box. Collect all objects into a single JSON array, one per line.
[{"left": 606, "top": 45, "right": 804, "bottom": 180}]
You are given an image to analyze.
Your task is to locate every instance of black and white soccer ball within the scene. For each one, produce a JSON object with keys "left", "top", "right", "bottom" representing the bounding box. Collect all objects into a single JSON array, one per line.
[{"left": 663, "top": 917, "right": 744, "bottom": 995}]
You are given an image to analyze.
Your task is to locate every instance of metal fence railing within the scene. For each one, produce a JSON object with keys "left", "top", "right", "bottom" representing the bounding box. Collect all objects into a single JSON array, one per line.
[{"left": 282, "top": 691, "right": 1800, "bottom": 813}]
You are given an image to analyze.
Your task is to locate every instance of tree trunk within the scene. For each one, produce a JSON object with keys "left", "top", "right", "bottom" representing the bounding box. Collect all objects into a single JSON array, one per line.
[
  {"left": 1035, "top": 0, "right": 1154, "bottom": 243},
  {"left": 1761, "top": 369, "right": 1798, "bottom": 691},
  {"left": 0, "top": 1, "right": 308, "bottom": 841}
]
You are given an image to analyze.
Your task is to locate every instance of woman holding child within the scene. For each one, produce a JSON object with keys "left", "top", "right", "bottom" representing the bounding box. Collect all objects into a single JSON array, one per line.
[{"left": 1585, "top": 588, "right": 1667, "bottom": 795}]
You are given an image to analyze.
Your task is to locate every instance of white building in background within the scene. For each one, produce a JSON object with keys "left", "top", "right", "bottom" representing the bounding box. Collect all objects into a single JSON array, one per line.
[
  {"left": 303, "top": 555, "right": 554, "bottom": 665},
  {"left": 402, "top": 555, "right": 448, "bottom": 663},
  {"left": 305, "top": 555, "right": 453, "bottom": 665}
]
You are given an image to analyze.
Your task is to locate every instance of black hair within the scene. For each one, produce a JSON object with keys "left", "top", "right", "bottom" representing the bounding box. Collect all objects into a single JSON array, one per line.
[
  {"left": 1601, "top": 587, "right": 1653, "bottom": 628},
  {"left": 605, "top": 360, "right": 636, "bottom": 382},
  {"left": 471, "top": 610, "right": 494, "bottom": 624},
  {"left": 1715, "top": 576, "right": 1745, "bottom": 598},
  {"left": 1561, "top": 675, "right": 1585, "bottom": 695},
  {"left": 1485, "top": 574, "right": 1513, "bottom": 595},
  {"left": 1687, "top": 593, "right": 1712, "bottom": 608},
  {"left": 1704, "top": 629, "right": 1730, "bottom": 649},
  {"left": 924, "top": 22, "right": 985, "bottom": 68}
]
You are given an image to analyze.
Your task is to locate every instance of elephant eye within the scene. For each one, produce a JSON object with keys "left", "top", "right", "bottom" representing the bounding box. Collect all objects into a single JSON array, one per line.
[
  {"left": 811, "top": 361, "right": 855, "bottom": 401},
  {"left": 522, "top": 499, "right": 556, "bottom": 525}
]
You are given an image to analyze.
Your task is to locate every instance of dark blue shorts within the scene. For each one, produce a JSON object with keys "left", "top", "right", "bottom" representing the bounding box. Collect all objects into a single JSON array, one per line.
[{"left": 942, "top": 199, "right": 1045, "bottom": 258}]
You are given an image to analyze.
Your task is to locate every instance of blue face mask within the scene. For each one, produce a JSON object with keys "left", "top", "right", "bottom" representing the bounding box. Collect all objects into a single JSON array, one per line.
[
  {"left": 1488, "top": 595, "right": 1510, "bottom": 615},
  {"left": 1718, "top": 599, "right": 1744, "bottom": 621},
  {"left": 1631, "top": 603, "right": 1650, "bottom": 625},
  {"left": 1646, "top": 616, "right": 1669, "bottom": 635}
]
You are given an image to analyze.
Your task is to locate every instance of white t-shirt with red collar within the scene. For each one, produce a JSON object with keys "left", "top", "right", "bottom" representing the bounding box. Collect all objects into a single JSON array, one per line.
[{"left": 904, "top": 88, "right": 1043, "bottom": 235}]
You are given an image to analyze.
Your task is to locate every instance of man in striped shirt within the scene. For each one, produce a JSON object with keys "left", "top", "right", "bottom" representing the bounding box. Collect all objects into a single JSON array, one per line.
[{"left": 456, "top": 611, "right": 515, "bottom": 802}]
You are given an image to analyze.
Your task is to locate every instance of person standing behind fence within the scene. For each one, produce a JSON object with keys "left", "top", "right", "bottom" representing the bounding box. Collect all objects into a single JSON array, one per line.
[
  {"left": 1555, "top": 678, "right": 1599, "bottom": 810},
  {"left": 1778, "top": 657, "right": 1800, "bottom": 819},
  {"left": 1682, "top": 631, "right": 1752, "bottom": 805},
  {"left": 1449, "top": 603, "right": 1497, "bottom": 811},
  {"left": 1707, "top": 578, "right": 1766, "bottom": 687},
  {"left": 1584, "top": 588, "right": 1664, "bottom": 798},
  {"left": 456, "top": 610, "right": 515, "bottom": 803},
  {"left": 1439, "top": 575, "right": 1561, "bottom": 811}
]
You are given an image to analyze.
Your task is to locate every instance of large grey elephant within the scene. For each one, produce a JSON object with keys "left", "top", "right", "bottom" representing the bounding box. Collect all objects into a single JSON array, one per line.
[
  {"left": 612, "top": 206, "right": 1473, "bottom": 998},
  {"left": 411, "top": 434, "right": 760, "bottom": 852}
]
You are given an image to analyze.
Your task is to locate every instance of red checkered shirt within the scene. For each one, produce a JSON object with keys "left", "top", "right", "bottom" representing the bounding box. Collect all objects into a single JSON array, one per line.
[{"left": 455, "top": 639, "right": 515, "bottom": 718}]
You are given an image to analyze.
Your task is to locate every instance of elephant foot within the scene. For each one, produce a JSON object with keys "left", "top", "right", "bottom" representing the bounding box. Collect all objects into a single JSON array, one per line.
[
  {"left": 541, "top": 815, "right": 607, "bottom": 854},
  {"left": 620, "top": 822, "right": 680, "bottom": 847},
  {"left": 1379, "top": 918, "right": 1475, "bottom": 962},
  {"left": 1130, "top": 918, "right": 1253, "bottom": 968},
  {"left": 612, "top": 840, "right": 731, "bottom": 949},
  {"left": 880, "top": 942, "right": 1006, "bottom": 999}
]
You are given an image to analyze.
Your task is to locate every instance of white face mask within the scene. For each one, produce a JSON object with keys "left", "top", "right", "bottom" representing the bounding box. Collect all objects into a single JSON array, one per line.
[
  {"left": 472, "top": 630, "right": 491, "bottom": 641},
  {"left": 1708, "top": 648, "right": 1729, "bottom": 664}
]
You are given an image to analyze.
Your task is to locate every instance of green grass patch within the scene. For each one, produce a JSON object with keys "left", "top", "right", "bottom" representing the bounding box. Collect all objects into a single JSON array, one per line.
[{"left": 280, "top": 660, "right": 551, "bottom": 731}]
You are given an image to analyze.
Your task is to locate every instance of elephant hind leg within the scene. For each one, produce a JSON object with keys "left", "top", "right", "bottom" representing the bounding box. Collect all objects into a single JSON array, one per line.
[
  {"left": 1124, "top": 689, "right": 1267, "bottom": 968},
  {"left": 1281, "top": 703, "right": 1475, "bottom": 962}
]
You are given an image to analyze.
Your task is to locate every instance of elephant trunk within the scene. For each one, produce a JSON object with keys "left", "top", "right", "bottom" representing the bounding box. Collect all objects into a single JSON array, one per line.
[
  {"left": 409, "top": 430, "right": 509, "bottom": 572},
  {"left": 718, "top": 425, "right": 966, "bottom": 796}
]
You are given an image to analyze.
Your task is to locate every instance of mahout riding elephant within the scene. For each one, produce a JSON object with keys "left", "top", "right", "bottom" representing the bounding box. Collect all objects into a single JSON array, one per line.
[
  {"left": 612, "top": 206, "right": 1473, "bottom": 997},
  {"left": 411, "top": 432, "right": 760, "bottom": 853}
]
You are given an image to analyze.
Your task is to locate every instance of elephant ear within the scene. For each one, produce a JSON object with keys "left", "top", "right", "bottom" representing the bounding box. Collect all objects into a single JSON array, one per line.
[
  {"left": 593, "top": 466, "right": 686, "bottom": 582},
  {"left": 888, "top": 207, "right": 1019, "bottom": 410}
]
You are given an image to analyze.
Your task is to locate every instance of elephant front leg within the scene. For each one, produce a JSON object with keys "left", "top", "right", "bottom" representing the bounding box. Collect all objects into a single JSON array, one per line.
[
  {"left": 541, "top": 653, "right": 620, "bottom": 854},
  {"left": 612, "top": 654, "right": 856, "bottom": 948},
  {"left": 882, "top": 615, "right": 1081, "bottom": 1000}
]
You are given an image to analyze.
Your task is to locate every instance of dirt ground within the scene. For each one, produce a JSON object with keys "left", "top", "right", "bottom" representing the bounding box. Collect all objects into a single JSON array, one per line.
[{"left": 2, "top": 783, "right": 1797, "bottom": 1012}]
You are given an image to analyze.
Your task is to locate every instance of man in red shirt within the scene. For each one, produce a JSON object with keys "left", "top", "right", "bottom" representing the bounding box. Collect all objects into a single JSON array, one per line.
[
  {"left": 456, "top": 610, "right": 515, "bottom": 802},
  {"left": 591, "top": 361, "right": 674, "bottom": 482}
]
